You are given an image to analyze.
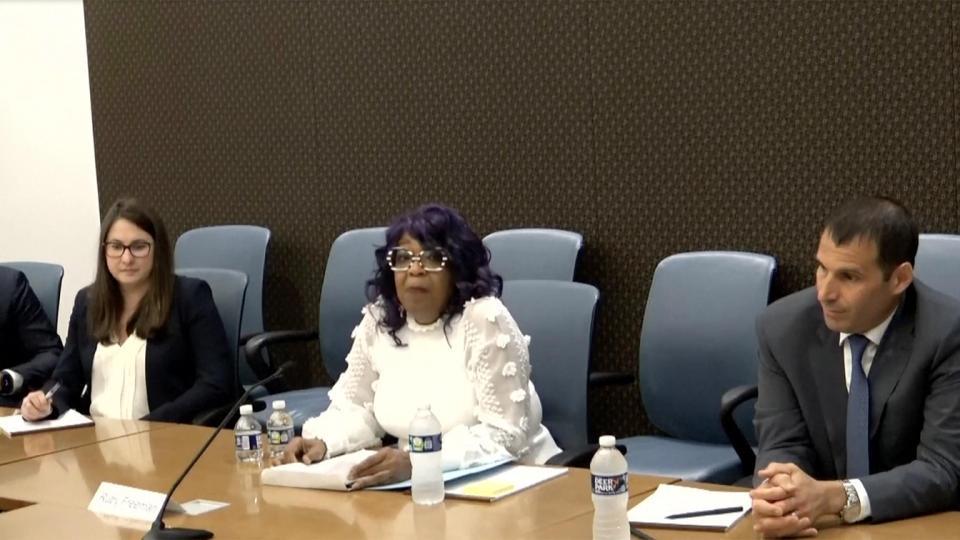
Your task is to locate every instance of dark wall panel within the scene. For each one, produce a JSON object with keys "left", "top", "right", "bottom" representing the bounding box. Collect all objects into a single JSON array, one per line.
[{"left": 84, "top": 1, "right": 959, "bottom": 438}]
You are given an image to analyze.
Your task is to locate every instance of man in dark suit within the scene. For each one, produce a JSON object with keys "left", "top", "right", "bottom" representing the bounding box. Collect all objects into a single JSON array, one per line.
[
  {"left": 751, "top": 196, "right": 960, "bottom": 537},
  {"left": 0, "top": 266, "right": 63, "bottom": 406}
]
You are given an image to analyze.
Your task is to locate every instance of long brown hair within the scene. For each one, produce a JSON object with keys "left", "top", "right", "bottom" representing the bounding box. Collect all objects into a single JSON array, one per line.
[{"left": 88, "top": 198, "right": 175, "bottom": 343}]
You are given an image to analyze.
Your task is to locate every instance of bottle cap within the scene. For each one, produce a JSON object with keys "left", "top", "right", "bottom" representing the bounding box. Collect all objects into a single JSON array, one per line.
[
  {"left": 239, "top": 404, "right": 253, "bottom": 415},
  {"left": 419, "top": 403, "right": 432, "bottom": 411},
  {"left": 599, "top": 435, "right": 616, "bottom": 447},
  {"left": 272, "top": 399, "right": 286, "bottom": 410}
]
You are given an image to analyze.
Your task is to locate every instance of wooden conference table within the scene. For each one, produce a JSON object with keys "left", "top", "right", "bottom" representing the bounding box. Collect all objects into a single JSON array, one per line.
[{"left": 0, "top": 410, "right": 959, "bottom": 539}]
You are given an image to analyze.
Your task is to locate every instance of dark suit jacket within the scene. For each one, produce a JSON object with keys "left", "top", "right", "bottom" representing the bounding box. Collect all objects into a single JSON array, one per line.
[
  {"left": 0, "top": 267, "right": 63, "bottom": 402},
  {"left": 754, "top": 281, "right": 960, "bottom": 522},
  {"left": 48, "top": 276, "right": 232, "bottom": 423}
]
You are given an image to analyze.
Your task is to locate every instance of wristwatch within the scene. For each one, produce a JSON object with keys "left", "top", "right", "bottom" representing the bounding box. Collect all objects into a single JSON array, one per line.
[{"left": 840, "top": 480, "right": 861, "bottom": 523}]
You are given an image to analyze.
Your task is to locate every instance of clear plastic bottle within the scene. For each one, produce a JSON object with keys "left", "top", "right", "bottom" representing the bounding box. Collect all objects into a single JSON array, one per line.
[
  {"left": 266, "top": 399, "right": 295, "bottom": 458},
  {"left": 409, "top": 404, "right": 444, "bottom": 505},
  {"left": 234, "top": 404, "right": 263, "bottom": 463},
  {"left": 591, "top": 435, "right": 629, "bottom": 540}
]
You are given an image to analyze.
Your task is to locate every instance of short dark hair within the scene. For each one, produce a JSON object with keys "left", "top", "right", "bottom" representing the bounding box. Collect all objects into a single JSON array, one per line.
[
  {"left": 367, "top": 204, "right": 502, "bottom": 345},
  {"left": 88, "top": 197, "right": 175, "bottom": 343},
  {"left": 822, "top": 196, "right": 918, "bottom": 279}
]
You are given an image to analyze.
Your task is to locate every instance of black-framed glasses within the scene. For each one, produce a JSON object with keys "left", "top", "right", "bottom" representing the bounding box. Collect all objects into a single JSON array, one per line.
[
  {"left": 386, "top": 247, "right": 448, "bottom": 272},
  {"left": 103, "top": 240, "right": 153, "bottom": 258}
]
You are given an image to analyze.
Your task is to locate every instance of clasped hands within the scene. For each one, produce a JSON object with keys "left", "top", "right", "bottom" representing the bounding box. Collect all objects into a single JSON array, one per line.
[
  {"left": 273, "top": 436, "right": 412, "bottom": 490},
  {"left": 750, "top": 462, "right": 845, "bottom": 538}
]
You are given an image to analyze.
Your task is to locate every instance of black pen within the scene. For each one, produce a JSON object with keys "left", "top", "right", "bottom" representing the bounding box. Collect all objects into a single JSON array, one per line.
[
  {"left": 665, "top": 506, "right": 744, "bottom": 519},
  {"left": 630, "top": 526, "right": 659, "bottom": 540}
]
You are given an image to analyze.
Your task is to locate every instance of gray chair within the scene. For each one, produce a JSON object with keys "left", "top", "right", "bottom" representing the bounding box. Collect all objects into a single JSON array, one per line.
[
  {"left": 622, "top": 251, "right": 776, "bottom": 484},
  {"left": 483, "top": 228, "right": 583, "bottom": 281},
  {"left": 500, "top": 280, "right": 599, "bottom": 450},
  {"left": 175, "top": 268, "right": 248, "bottom": 397},
  {"left": 0, "top": 262, "right": 64, "bottom": 327},
  {"left": 247, "top": 227, "right": 386, "bottom": 431},
  {"left": 175, "top": 225, "right": 270, "bottom": 389},
  {"left": 915, "top": 233, "right": 960, "bottom": 300}
]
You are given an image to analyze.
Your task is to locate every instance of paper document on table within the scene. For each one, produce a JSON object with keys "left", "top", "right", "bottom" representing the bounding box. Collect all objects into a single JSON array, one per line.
[
  {"left": 445, "top": 465, "right": 568, "bottom": 502},
  {"left": 628, "top": 483, "right": 751, "bottom": 531},
  {"left": 0, "top": 409, "right": 93, "bottom": 436},
  {"left": 261, "top": 449, "right": 378, "bottom": 490}
]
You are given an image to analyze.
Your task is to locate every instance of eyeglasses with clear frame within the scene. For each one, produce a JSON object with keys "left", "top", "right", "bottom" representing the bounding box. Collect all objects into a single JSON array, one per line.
[
  {"left": 103, "top": 240, "right": 153, "bottom": 258},
  {"left": 386, "top": 247, "right": 448, "bottom": 272}
]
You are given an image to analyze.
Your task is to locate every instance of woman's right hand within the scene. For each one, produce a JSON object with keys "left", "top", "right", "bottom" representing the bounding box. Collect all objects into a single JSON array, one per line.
[
  {"left": 273, "top": 436, "right": 327, "bottom": 466},
  {"left": 20, "top": 390, "right": 52, "bottom": 421}
]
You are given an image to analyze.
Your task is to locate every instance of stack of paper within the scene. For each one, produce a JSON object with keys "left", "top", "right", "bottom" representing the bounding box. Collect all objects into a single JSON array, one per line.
[
  {"left": 0, "top": 409, "right": 93, "bottom": 436},
  {"left": 261, "top": 449, "right": 377, "bottom": 490},
  {"left": 628, "top": 483, "right": 752, "bottom": 531}
]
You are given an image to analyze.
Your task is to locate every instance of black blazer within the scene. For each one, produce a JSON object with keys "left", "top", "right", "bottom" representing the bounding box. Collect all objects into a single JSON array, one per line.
[
  {"left": 0, "top": 266, "right": 63, "bottom": 402},
  {"left": 754, "top": 282, "right": 960, "bottom": 522},
  {"left": 49, "top": 276, "right": 232, "bottom": 423}
]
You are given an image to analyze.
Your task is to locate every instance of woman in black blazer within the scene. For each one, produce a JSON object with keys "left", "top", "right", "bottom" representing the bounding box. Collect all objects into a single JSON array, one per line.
[{"left": 21, "top": 198, "right": 232, "bottom": 423}]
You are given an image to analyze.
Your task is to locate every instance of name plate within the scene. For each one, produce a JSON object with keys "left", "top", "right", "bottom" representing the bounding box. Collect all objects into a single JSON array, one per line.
[{"left": 87, "top": 481, "right": 185, "bottom": 522}]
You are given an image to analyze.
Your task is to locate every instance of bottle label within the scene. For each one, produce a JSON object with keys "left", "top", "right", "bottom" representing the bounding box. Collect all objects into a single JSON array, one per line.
[
  {"left": 235, "top": 433, "right": 261, "bottom": 451},
  {"left": 409, "top": 433, "right": 442, "bottom": 453},
  {"left": 592, "top": 473, "right": 628, "bottom": 496},
  {"left": 268, "top": 427, "right": 295, "bottom": 446}
]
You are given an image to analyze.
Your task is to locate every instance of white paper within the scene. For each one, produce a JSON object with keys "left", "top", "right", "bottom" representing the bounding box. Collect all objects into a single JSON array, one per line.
[
  {"left": 180, "top": 499, "right": 230, "bottom": 516},
  {"left": 0, "top": 408, "right": 93, "bottom": 435},
  {"left": 628, "top": 483, "right": 751, "bottom": 531},
  {"left": 87, "top": 481, "right": 186, "bottom": 523},
  {"left": 261, "top": 449, "right": 377, "bottom": 490}
]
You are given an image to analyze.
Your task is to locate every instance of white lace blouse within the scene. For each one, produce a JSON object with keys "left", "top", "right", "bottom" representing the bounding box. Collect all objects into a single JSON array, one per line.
[{"left": 301, "top": 296, "right": 561, "bottom": 470}]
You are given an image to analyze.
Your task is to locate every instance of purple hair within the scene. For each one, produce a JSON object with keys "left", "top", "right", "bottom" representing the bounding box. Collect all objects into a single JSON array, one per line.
[{"left": 366, "top": 204, "right": 502, "bottom": 344}]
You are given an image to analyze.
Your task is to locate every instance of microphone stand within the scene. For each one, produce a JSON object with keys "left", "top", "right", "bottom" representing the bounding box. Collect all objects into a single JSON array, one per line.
[{"left": 143, "top": 361, "right": 294, "bottom": 540}]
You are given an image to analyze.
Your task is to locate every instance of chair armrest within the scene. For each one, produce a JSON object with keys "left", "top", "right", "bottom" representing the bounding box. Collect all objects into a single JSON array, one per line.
[
  {"left": 720, "top": 384, "right": 758, "bottom": 476},
  {"left": 192, "top": 403, "right": 234, "bottom": 427},
  {"left": 589, "top": 371, "right": 635, "bottom": 387},
  {"left": 243, "top": 329, "right": 319, "bottom": 380},
  {"left": 545, "top": 443, "right": 628, "bottom": 469}
]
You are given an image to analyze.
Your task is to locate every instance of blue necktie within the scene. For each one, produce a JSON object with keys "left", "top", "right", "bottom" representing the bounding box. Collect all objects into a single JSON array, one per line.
[{"left": 846, "top": 334, "right": 871, "bottom": 478}]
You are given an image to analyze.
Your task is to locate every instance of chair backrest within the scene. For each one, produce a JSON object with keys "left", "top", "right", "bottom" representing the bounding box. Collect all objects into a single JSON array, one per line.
[
  {"left": 175, "top": 268, "right": 248, "bottom": 395},
  {"left": 175, "top": 225, "right": 270, "bottom": 386},
  {"left": 483, "top": 229, "right": 583, "bottom": 281},
  {"left": 915, "top": 233, "right": 960, "bottom": 301},
  {"left": 500, "top": 280, "right": 599, "bottom": 450},
  {"left": 638, "top": 251, "right": 776, "bottom": 445},
  {"left": 318, "top": 227, "right": 387, "bottom": 382},
  {"left": 0, "top": 262, "right": 64, "bottom": 327}
]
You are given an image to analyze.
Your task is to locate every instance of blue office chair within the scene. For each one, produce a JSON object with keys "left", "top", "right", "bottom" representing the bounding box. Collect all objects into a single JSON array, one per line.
[
  {"left": 483, "top": 228, "right": 583, "bottom": 281},
  {"left": 0, "top": 262, "right": 64, "bottom": 327},
  {"left": 247, "top": 227, "right": 386, "bottom": 431},
  {"left": 621, "top": 251, "right": 776, "bottom": 484},
  {"left": 175, "top": 225, "right": 270, "bottom": 389},
  {"left": 500, "top": 280, "right": 599, "bottom": 450},
  {"left": 175, "top": 268, "right": 248, "bottom": 391},
  {"left": 914, "top": 233, "right": 960, "bottom": 300}
]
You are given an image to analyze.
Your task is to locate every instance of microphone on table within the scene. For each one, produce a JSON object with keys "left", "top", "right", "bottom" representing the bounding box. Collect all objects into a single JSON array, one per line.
[{"left": 143, "top": 360, "right": 295, "bottom": 540}]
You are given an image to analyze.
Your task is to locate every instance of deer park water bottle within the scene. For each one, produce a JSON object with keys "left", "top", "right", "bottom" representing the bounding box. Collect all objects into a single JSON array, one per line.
[
  {"left": 409, "top": 404, "right": 444, "bottom": 505},
  {"left": 234, "top": 404, "right": 263, "bottom": 463},
  {"left": 591, "top": 435, "right": 629, "bottom": 540},
  {"left": 267, "top": 399, "right": 295, "bottom": 458}
]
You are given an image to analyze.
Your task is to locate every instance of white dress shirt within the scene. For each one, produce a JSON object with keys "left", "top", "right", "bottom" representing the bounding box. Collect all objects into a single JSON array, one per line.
[{"left": 836, "top": 308, "right": 896, "bottom": 522}]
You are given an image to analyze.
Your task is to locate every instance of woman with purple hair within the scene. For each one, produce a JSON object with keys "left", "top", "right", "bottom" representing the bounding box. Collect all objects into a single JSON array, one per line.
[{"left": 277, "top": 204, "right": 560, "bottom": 488}]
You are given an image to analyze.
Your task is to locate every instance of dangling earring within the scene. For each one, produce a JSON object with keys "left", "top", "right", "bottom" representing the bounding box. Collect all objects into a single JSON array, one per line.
[{"left": 399, "top": 305, "right": 406, "bottom": 319}]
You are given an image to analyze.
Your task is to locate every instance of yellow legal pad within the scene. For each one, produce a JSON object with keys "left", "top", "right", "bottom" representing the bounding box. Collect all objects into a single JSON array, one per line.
[{"left": 461, "top": 480, "right": 515, "bottom": 497}]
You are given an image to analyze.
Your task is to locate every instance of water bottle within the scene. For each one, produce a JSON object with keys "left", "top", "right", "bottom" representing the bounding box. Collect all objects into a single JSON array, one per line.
[
  {"left": 234, "top": 404, "right": 263, "bottom": 463},
  {"left": 266, "top": 399, "right": 295, "bottom": 458},
  {"left": 591, "top": 435, "right": 629, "bottom": 540},
  {"left": 409, "top": 404, "right": 444, "bottom": 505}
]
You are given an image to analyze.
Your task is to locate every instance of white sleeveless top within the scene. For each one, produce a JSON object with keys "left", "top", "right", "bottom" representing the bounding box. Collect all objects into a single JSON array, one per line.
[{"left": 89, "top": 334, "right": 150, "bottom": 419}]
